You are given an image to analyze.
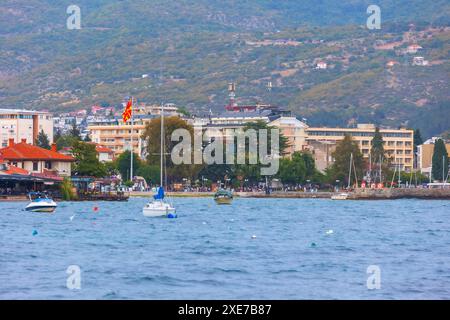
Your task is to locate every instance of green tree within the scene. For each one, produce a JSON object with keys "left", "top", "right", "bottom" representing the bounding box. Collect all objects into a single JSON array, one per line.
[
  {"left": 234, "top": 121, "right": 290, "bottom": 182},
  {"left": 300, "top": 151, "right": 316, "bottom": 180},
  {"left": 116, "top": 150, "right": 141, "bottom": 181},
  {"left": 432, "top": 139, "right": 449, "bottom": 182},
  {"left": 36, "top": 130, "right": 51, "bottom": 149},
  {"left": 371, "top": 127, "right": 384, "bottom": 162},
  {"left": 104, "top": 161, "right": 119, "bottom": 176},
  {"left": 331, "top": 134, "right": 365, "bottom": 186},
  {"left": 54, "top": 129, "right": 62, "bottom": 143},
  {"left": 277, "top": 152, "right": 306, "bottom": 184},
  {"left": 56, "top": 135, "right": 78, "bottom": 151},
  {"left": 71, "top": 141, "right": 107, "bottom": 177},
  {"left": 413, "top": 129, "right": 423, "bottom": 153},
  {"left": 142, "top": 116, "right": 201, "bottom": 183},
  {"left": 70, "top": 120, "right": 81, "bottom": 140},
  {"left": 136, "top": 164, "right": 160, "bottom": 185}
]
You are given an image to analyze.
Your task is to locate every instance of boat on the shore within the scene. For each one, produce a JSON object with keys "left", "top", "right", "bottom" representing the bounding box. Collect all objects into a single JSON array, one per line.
[
  {"left": 214, "top": 189, "right": 233, "bottom": 204},
  {"left": 25, "top": 192, "right": 57, "bottom": 213},
  {"left": 331, "top": 192, "right": 349, "bottom": 200}
]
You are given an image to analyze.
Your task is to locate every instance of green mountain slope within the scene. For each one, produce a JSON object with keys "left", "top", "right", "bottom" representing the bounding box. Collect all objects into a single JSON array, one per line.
[{"left": 0, "top": 1, "right": 449, "bottom": 138}]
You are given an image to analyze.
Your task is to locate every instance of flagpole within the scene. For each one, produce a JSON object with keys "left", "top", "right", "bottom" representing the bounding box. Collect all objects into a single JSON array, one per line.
[{"left": 130, "top": 97, "right": 134, "bottom": 183}]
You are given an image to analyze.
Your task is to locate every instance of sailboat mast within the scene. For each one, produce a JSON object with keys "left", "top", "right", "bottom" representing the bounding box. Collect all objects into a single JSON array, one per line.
[
  {"left": 160, "top": 103, "right": 164, "bottom": 188},
  {"left": 130, "top": 97, "right": 134, "bottom": 182},
  {"left": 348, "top": 153, "right": 353, "bottom": 189}
]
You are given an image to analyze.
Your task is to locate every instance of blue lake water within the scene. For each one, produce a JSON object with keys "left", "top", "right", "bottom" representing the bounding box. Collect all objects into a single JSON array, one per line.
[{"left": 0, "top": 198, "right": 449, "bottom": 299}]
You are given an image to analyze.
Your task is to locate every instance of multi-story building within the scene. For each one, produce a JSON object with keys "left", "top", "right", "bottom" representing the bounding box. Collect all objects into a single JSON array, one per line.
[
  {"left": 88, "top": 115, "right": 156, "bottom": 158},
  {"left": 305, "top": 123, "right": 415, "bottom": 172},
  {"left": 417, "top": 137, "right": 450, "bottom": 177},
  {"left": 0, "top": 109, "right": 53, "bottom": 147}
]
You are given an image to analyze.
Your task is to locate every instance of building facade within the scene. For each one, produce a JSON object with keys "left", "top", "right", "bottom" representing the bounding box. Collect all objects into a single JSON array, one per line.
[
  {"left": 305, "top": 124, "right": 415, "bottom": 172},
  {"left": 417, "top": 138, "right": 450, "bottom": 177},
  {"left": 0, "top": 109, "right": 53, "bottom": 147},
  {"left": 88, "top": 115, "right": 155, "bottom": 158}
]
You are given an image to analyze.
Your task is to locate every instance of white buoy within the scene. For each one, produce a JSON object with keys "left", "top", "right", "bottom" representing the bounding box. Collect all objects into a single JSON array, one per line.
[{"left": 326, "top": 229, "right": 334, "bottom": 235}]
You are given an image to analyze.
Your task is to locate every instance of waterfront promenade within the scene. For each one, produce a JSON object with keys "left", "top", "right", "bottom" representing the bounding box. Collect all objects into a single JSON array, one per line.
[{"left": 130, "top": 188, "right": 450, "bottom": 200}]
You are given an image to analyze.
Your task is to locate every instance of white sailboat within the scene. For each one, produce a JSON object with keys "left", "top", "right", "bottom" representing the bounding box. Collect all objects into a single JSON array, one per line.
[
  {"left": 331, "top": 153, "right": 354, "bottom": 200},
  {"left": 142, "top": 104, "right": 176, "bottom": 217}
]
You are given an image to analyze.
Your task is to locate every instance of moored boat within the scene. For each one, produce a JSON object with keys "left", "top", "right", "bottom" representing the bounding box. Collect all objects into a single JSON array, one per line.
[
  {"left": 143, "top": 187, "right": 176, "bottom": 217},
  {"left": 214, "top": 189, "right": 233, "bottom": 204},
  {"left": 331, "top": 192, "right": 349, "bottom": 200}
]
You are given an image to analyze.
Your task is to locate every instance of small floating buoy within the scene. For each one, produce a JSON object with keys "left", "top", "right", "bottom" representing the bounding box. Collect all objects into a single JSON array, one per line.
[
  {"left": 167, "top": 213, "right": 177, "bottom": 219},
  {"left": 310, "top": 242, "right": 317, "bottom": 247},
  {"left": 326, "top": 229, "right": 334, "bottom": 235},
  {"left": 32, "top": 230, "right": 38, "bottom": 236},
  {"left": 93, "top": 206, "right": 99, "bottom": 212}
]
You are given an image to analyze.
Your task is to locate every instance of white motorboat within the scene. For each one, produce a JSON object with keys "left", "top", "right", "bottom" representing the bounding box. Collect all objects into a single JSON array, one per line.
[
  {"left": 25, "top": 193, "right": 57, "bottom": 213},
  {"left": 331, "top": 193, "right": 349, "bottom": 200},
  {"left": 142, "top": 103, "right": 176, "bottom": 218}
]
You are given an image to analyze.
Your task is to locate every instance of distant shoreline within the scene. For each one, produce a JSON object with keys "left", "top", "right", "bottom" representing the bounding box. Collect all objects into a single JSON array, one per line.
[
  {"left": 130, "top": 189, "right": 450, "bottom": 200},
  {"left": 1, "top": 189, "right": 449, "bottom": 202}
]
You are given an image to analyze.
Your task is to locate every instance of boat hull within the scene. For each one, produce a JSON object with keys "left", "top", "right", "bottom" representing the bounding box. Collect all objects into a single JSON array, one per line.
[
  {"left": 214, "top": 197, "right": 233, "bottom": 205},
  {"left": 143, "top": 201, "right": 176, "bottom": 217},
  {"left": 331, "top": 193, "right": 349, "bottom": 200},
  {"left": 25, "top": 205, "right": 57, "bottom": 213}
]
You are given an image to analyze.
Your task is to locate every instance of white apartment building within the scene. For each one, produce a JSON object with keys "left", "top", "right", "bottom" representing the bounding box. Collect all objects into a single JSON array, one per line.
[{"left": 0, "top": 109, "right": 54, "bottom": 147}]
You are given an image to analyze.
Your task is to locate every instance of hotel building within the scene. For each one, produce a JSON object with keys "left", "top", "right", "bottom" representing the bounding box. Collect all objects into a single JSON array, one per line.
[
  {"left": 305, "top": 124, "right": 415, "bottom": 172},
  {"left": 88, "top": 115, "right": 156, "bottom": 157},
  {"left": 0, "top": 109, "right": 54, "bottom": 147}
]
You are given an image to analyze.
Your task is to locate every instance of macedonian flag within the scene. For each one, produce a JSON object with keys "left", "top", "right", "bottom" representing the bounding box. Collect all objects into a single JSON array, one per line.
[{"left": 122, "top": 98, "right": 133, "bottom": 123}]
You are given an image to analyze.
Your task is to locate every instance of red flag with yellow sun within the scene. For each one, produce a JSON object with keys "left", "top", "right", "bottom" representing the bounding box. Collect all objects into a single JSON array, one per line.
[{"left": 122, "top": 98, "right": 133, "bottom": 123}]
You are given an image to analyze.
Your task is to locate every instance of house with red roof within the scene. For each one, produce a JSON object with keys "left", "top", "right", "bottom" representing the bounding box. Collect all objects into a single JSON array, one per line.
[
  {"left": 0, "top": 138, "right": 75, "bottom": 177},
  {"left": 0, "top": 161, "right": 30, "bottom": 176},
  {"left": 95, "top": 145, "right": 114, "bottom": 162},
  {"left": 60, "top": 143, "right": 114, "bottom": 163}
]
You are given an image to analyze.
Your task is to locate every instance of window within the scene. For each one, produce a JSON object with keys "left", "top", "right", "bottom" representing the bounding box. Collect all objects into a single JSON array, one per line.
[
  {"left": 33, "top": 162, "right": 39, "bottom": 171},
  {"left": 362, "top": 141, "right": 369, "bottom": 146},
  {"left": 45, "top": 161, "right": 52, "bottom": 169}
]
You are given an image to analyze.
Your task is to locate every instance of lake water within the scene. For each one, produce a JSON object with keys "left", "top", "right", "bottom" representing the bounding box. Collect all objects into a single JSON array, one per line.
[{"left": 0, "top": 198, "right": 449, "bottom": 299}]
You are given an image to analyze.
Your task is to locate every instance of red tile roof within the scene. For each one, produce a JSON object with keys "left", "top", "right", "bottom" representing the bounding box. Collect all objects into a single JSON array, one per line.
[
  {"left": 95, "top": 145, "right": 114, "bottom": 153},
  {"left": 0, "top": 161, "right": 30, "bottom": 175},
  {"left": 0, "top": 142, "right": 75, "bottom": 162}
]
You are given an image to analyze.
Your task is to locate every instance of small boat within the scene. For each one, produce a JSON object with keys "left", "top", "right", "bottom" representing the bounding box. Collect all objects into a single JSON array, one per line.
[
  {"left": 25, "top": 192, "right": 57, "bottom": 213},
  {"left": 214, "top": 189, "right": 233, "bottom": 205},
  {"left": 331, "top": 193, "right": 349, "bottom": 200},
  {"left": 143, "top": 186, "right": 176, "bottom": 217}
]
